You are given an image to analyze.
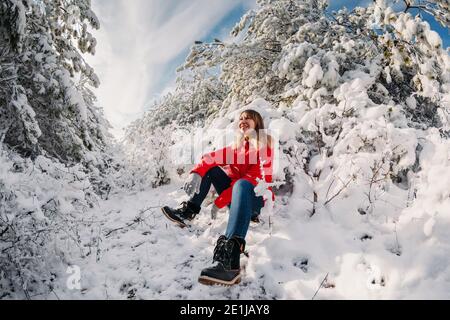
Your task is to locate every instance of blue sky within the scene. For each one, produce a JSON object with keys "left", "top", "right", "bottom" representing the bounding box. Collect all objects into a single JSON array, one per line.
[{"left": 87, "top": 0, "right": 449, "bottom": 139}]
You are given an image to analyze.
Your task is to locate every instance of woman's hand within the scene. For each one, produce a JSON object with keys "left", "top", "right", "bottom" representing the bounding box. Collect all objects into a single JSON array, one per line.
[{"left": 183, "top": 173, "right": 201, "bottom": 197}]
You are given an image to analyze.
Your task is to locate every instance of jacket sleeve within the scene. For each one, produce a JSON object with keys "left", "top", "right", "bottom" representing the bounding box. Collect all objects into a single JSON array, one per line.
[
  {"left": 214, "top": 147, "right": 275, "bottom": 209},
  {"left": 190, "top": 146, "right": 233, "bottom": 177},
  {"left": 214, "top": 185, "right": 233, "bottom": 209}
]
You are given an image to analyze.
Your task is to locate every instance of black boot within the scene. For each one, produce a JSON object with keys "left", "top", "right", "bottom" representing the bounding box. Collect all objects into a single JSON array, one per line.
[
  {"left": 161, "top": 201, "right": 201, "bottom": 228},
  {"left": 198, "top": 235, "right": 245, "bottom": 286}
]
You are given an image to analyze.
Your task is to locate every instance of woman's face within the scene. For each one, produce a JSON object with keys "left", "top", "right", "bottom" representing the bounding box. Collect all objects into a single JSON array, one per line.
[{"left": 238, "top": 113, "right": 256, "bottom": 134}]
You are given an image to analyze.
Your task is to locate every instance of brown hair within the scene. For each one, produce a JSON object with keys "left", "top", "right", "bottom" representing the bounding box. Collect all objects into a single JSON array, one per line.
[{"left": 234, "top": 109, "right": 272, "bottom": 149}]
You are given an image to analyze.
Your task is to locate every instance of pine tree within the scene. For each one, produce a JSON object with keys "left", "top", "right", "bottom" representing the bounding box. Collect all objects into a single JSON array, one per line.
[
  {"left": 0, "top": 0, "right": 115, "bottom": 298},
  {"left": 0, "top": 0, "right": 110, "bottom": 163}
]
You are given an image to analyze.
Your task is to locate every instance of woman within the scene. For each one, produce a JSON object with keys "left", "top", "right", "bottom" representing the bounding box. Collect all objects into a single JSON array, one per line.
[{"left": 161, "top": 109, "right": 274, "bottom": 286}]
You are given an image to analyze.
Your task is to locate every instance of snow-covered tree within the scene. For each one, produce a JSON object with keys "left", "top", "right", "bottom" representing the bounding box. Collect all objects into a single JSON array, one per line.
[
  {"left": 121, "top": 125, "right": 173, "bottom": 191},
  {"left": 0, "top": 147, "right": 102, "bottom": 298},
  {"left": 0, "top": 0, "right": 110, "bottom": 163},
  {"left": 139, "top": 68, "right": 228, "bottom": 131},
  {"left": 120, "top": 66, "right": 229, "bottom": 188},
  {"left": 0, "top": 0, "right": 118, "bottom": 298}
]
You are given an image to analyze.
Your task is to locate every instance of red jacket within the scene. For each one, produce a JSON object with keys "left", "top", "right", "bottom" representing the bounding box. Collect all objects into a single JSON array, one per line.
[{"left": 190, "top": 140, "right": 275, "bottom": 209}]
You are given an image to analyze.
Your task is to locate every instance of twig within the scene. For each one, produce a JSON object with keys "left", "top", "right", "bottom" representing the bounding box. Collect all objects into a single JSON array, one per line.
[
  {"left": 0, "top": 225, "right": 9, "bottom": 237},
  {"left": 324, "top": 177, "right": 352, "bottom": 206},
  {"left": 312, "top": 273, "right": 329, "bottom": 300},
  {"left": 325, "top": 178, "right": 335, "bottom": 201},
  {"left": 51, "top": 288, "right": 60, "bottom": 300},
  {"left": 104, "top": 207, "right": 157, "bottom": 237},
  {"left": 104, "top": 276, "right": 109, "bottom": 300},
  {"left": 367, "top": 160, "right": 386, "bottom": 204},
  {"left": 268, "top": 216, "right": 273, "bottom": 236},
  {"left": 139, "top": 206, "right": 160, "bottom": 214},
  {"left": 310, "top": 191, "right": 318, "bottom": 217},
  {"left": 104, "top": 220, "right": 139, "bottom": 237},
  {"left": 393, "top": 222, "right": 401, "bottom": 255},
  {"left": 0, "top": 76, "right": 17, "bottom": 82}
]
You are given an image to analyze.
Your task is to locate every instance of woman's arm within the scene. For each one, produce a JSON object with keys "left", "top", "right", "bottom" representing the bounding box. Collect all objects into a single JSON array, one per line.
[
  {"left": 213, "top": 186, "right": 233, "bottom": 209},
  {"left": 190, "top": 146, "right": 233, "bottom": 177},
  {"left": 213, "top": 147, "right": 274, "bottom": 209}
]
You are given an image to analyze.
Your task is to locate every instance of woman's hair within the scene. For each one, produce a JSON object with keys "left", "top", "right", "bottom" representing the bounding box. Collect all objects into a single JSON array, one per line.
[{"left": 234, "top": 109, "right": 272, "bottom": 149}]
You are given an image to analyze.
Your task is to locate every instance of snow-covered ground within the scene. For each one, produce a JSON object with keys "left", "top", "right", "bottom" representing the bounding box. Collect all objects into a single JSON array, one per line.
[
  {"left": 59, "top": 183, "right": 280, "bottom": 300},
  {"left": 55, "top": 167, "right": 449, "bottom": 300}
]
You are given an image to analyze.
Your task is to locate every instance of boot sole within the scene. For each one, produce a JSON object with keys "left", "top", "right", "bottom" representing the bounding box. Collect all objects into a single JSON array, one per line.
[
  {"left": 198, "top": 274, "right": 241, "bottom": 286},
  {"left": 161, "top": 207, "right": 187, "bottom": 228}
]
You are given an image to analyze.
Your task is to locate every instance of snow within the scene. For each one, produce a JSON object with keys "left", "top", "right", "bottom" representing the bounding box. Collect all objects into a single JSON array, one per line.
[
  {"left": 321, "top": 53, "right": 340, "bottom": 88},
  {"left": 57, "top": 70, "right": 88, "bottom": 123},
  {"left": 392, "top": 13, "right": 418, "bottom": 42},
  {"left": 268, "top": 118, "right": 297, "bottom": 143},
  {"left": 302, "top": 57, "right": 323, "bottom": 88},
  {"left": 415, "top": 74, "right": 441, "bottom": 101},
  {"left": 10, "top": 88, "right": 42, "bottom": 144},
  {"left": 8, "top": 125, "right": 441, "bottom": 300},
  {"left": 406, "top": 96, "right": 417, "bottom": 109},
  {"left": 425, "top": 28, "right": 442, "bottom": 49},
  {"left": 276, "top": 42, "right": 315, "bottom": 80},
  {"left": 423, "top": 217, "right": 435, "bottom": 237},
  {"left": 11, "top": 0, "right": 26, "bottom": 37},
  {"left": 3, "top": 0, "right": 450, "bottom": 301}
]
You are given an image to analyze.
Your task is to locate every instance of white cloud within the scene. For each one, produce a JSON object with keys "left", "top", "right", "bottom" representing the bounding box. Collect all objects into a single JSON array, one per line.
[{"left": 86, "top": 0, "right": 246, "bottom": 139}]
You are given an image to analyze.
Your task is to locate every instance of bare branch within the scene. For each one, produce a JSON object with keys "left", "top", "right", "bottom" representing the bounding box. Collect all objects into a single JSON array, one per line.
[
  {"left": 312, "top": 273, "right": 329, "bottom": 300},
  {"left": 325, "top": 178, "right": 335, "bottom": 201},
  {"left": 324, "top": 177, "right": 353, "bottom": 206}
]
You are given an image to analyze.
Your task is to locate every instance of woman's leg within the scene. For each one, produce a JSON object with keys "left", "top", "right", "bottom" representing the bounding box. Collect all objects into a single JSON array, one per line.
[
  {"left": 198, "top": 179, "right": 261, "bottom": 286},
  {"left": 189, "top": 166, "right": 231, "bottom": 208},
  {"left": 225, "top": 179, "right": 260, "bottom": 239},
  {"left": 162, "top": 167, "right": 231, "bottom": 227}
]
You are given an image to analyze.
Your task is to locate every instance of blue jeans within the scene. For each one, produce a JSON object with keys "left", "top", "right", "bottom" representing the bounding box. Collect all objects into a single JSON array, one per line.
[{"left": 189, "top": 167, "right": 264, "bottom": 239}]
